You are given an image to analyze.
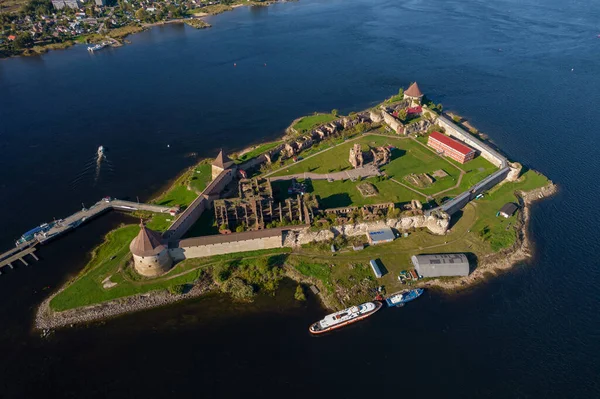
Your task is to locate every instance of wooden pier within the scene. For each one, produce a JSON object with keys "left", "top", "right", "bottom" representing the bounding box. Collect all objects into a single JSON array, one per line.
[
  {"left": 0, "top": 198, "right": 173, "bottom": 274},
  {"left": 0, "top": 247, "right": 38, "bottom": 273}
]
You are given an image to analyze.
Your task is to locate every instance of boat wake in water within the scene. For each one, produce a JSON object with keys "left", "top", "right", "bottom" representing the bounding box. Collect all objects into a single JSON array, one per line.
[{"left": 70, "top": 146, "right": 114, "bottom": 189}]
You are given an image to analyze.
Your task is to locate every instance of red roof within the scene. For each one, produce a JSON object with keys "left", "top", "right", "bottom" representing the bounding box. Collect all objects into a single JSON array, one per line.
[
  {"left": 405, "top": 82, "right": 423, "bottom": 98},
  {"left": 7, "top": 35, "right": 16, "bottom": 41},
  {"left": 407, "top": 106, "right": 422, "bottom": 115},
  {"left": 429, "top": 131, "right": 474, "bottom": 156}
]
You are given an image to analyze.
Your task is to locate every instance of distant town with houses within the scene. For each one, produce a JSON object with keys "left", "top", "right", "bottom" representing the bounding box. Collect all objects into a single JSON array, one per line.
[{"left": 0, "top": 0, "right": 270, "bottom": 57}]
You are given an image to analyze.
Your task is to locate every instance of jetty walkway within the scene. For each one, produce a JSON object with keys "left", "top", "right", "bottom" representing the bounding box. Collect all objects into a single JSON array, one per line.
[{"left": 0, "top": 198, "right": 172, "bottom": 274}]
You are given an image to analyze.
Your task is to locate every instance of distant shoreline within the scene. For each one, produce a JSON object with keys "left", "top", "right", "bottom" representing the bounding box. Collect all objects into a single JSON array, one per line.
[{"left": 0, "top": 1, "right": 276, "bottom": 60}]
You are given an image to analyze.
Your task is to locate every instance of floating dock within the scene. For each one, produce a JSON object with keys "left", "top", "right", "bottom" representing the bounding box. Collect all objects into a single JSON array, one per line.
[{"left": 0, "top": 198, "right": 172, "bottom": 274}]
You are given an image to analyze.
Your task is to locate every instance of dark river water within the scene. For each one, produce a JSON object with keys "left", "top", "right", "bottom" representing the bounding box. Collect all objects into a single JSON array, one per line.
[{"left": 1, "top": 0, "right": 600, "bottom": 397}]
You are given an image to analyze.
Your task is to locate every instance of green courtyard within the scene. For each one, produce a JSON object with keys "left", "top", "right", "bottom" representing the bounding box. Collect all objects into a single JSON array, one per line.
[
  {"left": 268, "top": 133, "right": 498, "bottom": 205},
  {"left": 291, "top": 113, "right": 338, "bottom": 134}
]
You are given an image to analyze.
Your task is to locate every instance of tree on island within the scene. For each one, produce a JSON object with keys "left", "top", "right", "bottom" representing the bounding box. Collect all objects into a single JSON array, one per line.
[{"left": 397, "top": 108, "right": 408, "bottom": 122}]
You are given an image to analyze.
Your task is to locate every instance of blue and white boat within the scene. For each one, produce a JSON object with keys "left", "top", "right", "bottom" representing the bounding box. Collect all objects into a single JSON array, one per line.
[{"left": 385, "top": 288, "right": 424, "bottom": 307}]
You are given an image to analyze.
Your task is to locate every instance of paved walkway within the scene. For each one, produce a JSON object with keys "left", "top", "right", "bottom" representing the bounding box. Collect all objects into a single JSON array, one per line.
[
  {"left": 262, "top": 131, "right": 492, "bottom": 206},
  {"left": 39, "top": 199, "right": 171, "bottom": 244},
  {"left": 269, "top": 164, "right": 381, "bottom": 182}
]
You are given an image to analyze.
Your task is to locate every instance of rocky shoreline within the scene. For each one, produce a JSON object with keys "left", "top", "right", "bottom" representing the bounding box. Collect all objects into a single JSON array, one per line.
[
  {"left": 34, "top": 181, "right": 557, "bottom": 330},
  {"left": 423, "top": 181, "right": 558, "bottom": 292},
  {"left": 35, "top": 278, "right": 215, "bottom": 330}
]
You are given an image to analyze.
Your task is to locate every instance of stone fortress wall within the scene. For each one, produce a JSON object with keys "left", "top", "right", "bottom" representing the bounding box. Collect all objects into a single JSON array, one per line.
[
  {"left": 139, "top": 84, "right": 528, "bottom": 275},
  {"left": 170, "top": 232, "right": 284, "bottom": 260},
  {"left": 423, "top": 111, "right": 520, "bottom": 216},
  {"left": 163, "top": 167, "right": 235, "bottom": 241},
  {"left": 435, "top": 115, "right": 507, "bottom": 168}
]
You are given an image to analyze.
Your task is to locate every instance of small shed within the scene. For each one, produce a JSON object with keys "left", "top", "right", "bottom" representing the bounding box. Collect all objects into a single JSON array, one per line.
[
  {"left": 499, "top": 203, "right": 518, "bottom": 218},
  {"left": 367, "top": 227, "right": 395, "bottom": 245},
  {"left": 369, "top": 259, "right": 383, "bottom": 278},
  {"left": 411, "top": 254, "right": 470, "bottom": 278}
]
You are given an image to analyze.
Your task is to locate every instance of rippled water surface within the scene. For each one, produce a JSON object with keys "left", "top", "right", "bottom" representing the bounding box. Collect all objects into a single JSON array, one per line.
[{"left": 1, "top": 0, "right": 599, "bottom": 397}]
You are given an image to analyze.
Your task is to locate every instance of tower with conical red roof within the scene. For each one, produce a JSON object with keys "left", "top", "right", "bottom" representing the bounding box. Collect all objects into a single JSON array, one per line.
[
  {"left": 404, "top": 82, "right": 424, "bottom": 105},
  {"left": 130, "top": 220, "right": 173, "bottom": 277}
]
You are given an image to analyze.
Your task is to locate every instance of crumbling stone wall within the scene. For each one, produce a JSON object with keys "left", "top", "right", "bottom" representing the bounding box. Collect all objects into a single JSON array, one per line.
[{"left": 283, "top": 212, "right": 450, "bottom": 247}]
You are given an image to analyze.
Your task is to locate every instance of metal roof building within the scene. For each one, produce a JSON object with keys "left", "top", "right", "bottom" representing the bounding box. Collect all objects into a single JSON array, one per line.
[
  {"left": 499, "top": 203, "right": 519, "bottom": 218},
  {"left": 411, "top": 254, "right": 470, "bottom": 278},
  {"left": 367, "top": 227, "right": 395, "bottom": 245}
]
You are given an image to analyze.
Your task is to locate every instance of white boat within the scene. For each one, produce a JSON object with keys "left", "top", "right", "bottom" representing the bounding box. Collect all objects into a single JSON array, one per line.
[
  {"left": 97, "top": 145, "right": 104, "bottom": 157},
  {"left": 87, "top": 43, "right": 107, "bottom": 52},
  {"left": 309, "top": 301, "right": 382, "bottom": 334}
]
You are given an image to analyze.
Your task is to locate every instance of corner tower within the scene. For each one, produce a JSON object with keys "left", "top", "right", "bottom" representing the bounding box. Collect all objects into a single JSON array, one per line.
[
  {"left": 212, "top": 149, "right": 234, "bottom": 180},
  {"left": 130, "top": 221, "right": 173, "bottom": 277},
  {"left": 404, "top": 82, "right": 424, "bottom": 105}
]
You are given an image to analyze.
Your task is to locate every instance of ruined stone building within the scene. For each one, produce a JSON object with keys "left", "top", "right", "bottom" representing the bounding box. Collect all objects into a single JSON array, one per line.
[
  {"left": 214, "top": 178, "right": 317, "bottom": 231},
  {"left": 324, "top": 203, "right": 396, "bottom": 223},
  {"left": 348, "top": 144, "right": 391, "bottom": 169},
  {"left": 349, "top": 143, "right": 364, "bottom": 169}
]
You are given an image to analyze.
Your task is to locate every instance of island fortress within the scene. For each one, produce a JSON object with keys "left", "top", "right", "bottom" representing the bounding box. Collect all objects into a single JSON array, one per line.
[{"left": 128, "top": 82, "right": 523, "bottom": 278}]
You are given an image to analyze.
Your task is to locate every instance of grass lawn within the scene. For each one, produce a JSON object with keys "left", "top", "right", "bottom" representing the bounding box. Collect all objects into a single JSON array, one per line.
[
  {"left": 291, "top": 201, "right": 482, "bottom": 297},
  {"left": 292, "top": 113, "right": 338, "bottom": 134},
  {"left": 154, "top": 185, "right": 197, "bottom": 208},
  {"left": 145, "top": 213, "right": 174, "bottom": 232},
  {"left": 289, "top": 170, "right": 549, "bottom": 299},
  {"left": 470, "top": 170, "right": 548, "bottom": 251},
  {"left": 234, "top": 141, "right": 283, "bottom": 164},
  {"left": 197, "top": 4, "right": 233, "bottom": 14},
  {"left": 269, "top": 134, "right": 490, "bottom": 198},
  {"left": 414, "top": 133, "right": 499, "bottom": 198},
  {"left": 108, "top": 25, "right": 145, "bottom": 40},
  {"left": 263, "top": 135, "right": 351, "bottom": 176},
  {"left": 49, "top": 169, "right": 549, "bottom": 311},
  {"left": 271, "top": 135, "right": 391, "bottom": 176},
  {"left": 49, "top": 163, "right": 207, "bottom": 311},
  {"left": 272, "top": 177, "right": 423, "bottom": 208},
  {"left": 153, "top": 167, "right": 198, "bottom": 209},
  {"left": 385, "top": 93, "right": 405, "bottom": 104},
  {"left": 381, "top": 139, "right": 464, "bottom": 195},
  {"left": 183, "top": 209, "right": 219, "bottom": 238},
  {"left": 50, "top": 221, "right": 291, "bottom": 311},
  {"left": 189, "top": 163, "right": 212, "bottom": 193}
]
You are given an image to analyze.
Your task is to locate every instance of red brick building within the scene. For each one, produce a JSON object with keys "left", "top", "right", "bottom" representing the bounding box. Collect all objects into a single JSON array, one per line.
[{"left": 427, "top": 131, "right": 475, "bottom": 164}]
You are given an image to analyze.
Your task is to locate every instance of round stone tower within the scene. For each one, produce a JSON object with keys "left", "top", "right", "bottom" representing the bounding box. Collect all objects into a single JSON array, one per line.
[
  {"left": 130, "top": 221, "right": 173, "bottom": 277},
  {"left": 404, "top": 82, "right": 424, "bottom": 105}
]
